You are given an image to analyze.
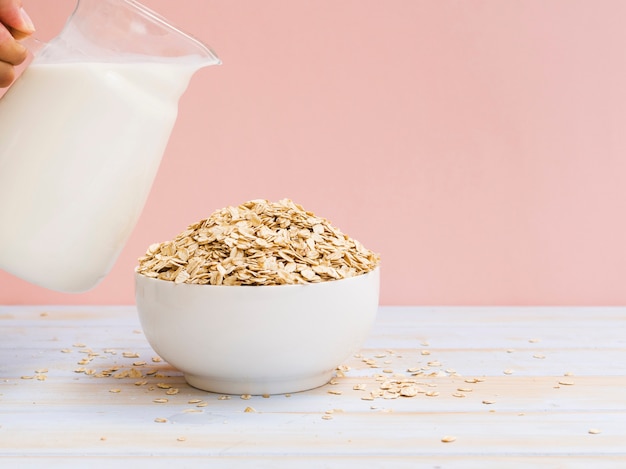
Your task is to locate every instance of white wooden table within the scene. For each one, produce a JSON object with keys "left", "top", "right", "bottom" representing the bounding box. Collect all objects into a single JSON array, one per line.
[{"left": 1, "top": 306, "right": 625, "bottom": 468}]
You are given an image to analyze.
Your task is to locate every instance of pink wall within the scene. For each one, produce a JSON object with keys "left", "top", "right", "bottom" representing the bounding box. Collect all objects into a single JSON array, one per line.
[{"left": 2, "top": 0, "right": 626, "bottom": 306}]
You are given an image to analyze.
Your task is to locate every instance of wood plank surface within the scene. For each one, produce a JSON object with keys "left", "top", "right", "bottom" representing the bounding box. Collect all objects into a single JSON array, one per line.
[{"left": 1, "top": 306, "right": 625, "bottom": 467}]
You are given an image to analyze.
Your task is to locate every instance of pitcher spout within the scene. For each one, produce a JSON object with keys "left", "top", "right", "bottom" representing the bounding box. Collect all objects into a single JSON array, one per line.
[
  {"left": 116, "top": 0, "right": 222, "bottom": 68},
  {"left": 37, "top": 0, "right": 221, "bottom": 68}
]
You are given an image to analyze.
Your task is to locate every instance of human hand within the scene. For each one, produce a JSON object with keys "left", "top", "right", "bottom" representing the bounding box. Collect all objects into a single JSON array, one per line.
[{"left": 0, "top": 0, "right": 35, "bottom": 87}]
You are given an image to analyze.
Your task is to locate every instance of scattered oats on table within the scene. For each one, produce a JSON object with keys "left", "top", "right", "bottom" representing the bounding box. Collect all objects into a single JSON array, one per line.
[{"left": 136, "top": 199, "right": 380, "bottom": 286}]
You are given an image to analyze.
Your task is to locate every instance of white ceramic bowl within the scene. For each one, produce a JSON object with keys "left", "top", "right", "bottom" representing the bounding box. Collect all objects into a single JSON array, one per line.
[{"left": 135, "top": 267, "right": 380, "bottom": 395}]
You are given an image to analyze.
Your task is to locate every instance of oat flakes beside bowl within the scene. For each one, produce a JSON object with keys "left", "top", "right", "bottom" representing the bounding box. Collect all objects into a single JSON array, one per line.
[{"left": 135, "top": 199, "right": 380, "bottom": 395}]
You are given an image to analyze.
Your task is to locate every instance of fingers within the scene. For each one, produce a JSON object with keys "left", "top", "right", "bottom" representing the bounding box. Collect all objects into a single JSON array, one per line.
[
  {"left": 0, "top": 1, "right": 34, "bottom": 87},
  {"left": 0, "top": 59, "right": 16, "bottom": 87},
  {"left": 0, "top": 22, "right": 28, "bottom": 88},
  {"left": 0, "top": 26, "right": 27, "bottom": 63}
]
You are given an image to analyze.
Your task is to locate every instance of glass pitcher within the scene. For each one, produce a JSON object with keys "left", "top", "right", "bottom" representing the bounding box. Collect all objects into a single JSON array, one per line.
[{"left": 0, "top": 0, "right": 220, "bottom": 293}]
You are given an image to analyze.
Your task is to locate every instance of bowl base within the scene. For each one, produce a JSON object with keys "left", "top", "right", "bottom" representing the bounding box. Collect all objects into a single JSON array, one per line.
[{"left": 184, "top": 371, "right": 334, "bottom": 395}]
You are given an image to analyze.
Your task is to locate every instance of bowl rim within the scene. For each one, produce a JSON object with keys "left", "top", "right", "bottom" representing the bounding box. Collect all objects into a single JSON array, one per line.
[{"left": 134, "top": 265, "right": 380, "bottom": 289}]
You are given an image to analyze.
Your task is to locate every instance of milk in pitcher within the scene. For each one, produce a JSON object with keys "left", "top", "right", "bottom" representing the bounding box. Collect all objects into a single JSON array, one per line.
[{"left": 0, "top": 61, "right": 197, "bottom": 292}]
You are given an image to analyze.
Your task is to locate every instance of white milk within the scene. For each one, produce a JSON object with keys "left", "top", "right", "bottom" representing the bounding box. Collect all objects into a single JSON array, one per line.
[{"left": 0, "top": 62, "right": 196, "bottom": 292}]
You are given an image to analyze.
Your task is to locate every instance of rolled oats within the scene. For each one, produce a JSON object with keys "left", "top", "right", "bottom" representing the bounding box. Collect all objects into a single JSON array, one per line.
[{"left": 137, "top": 199, "right": 380, "bottom": 286}]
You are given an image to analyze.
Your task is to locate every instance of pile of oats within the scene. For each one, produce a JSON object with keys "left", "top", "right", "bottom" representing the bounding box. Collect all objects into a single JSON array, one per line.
[{"left": 137, "top": 199, "right": 380, "bottom": 286}]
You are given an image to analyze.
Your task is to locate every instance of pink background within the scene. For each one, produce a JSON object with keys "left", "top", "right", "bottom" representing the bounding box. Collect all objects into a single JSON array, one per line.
[{"left": 2, "top": 0, "right": 625, "bottom": 306}]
